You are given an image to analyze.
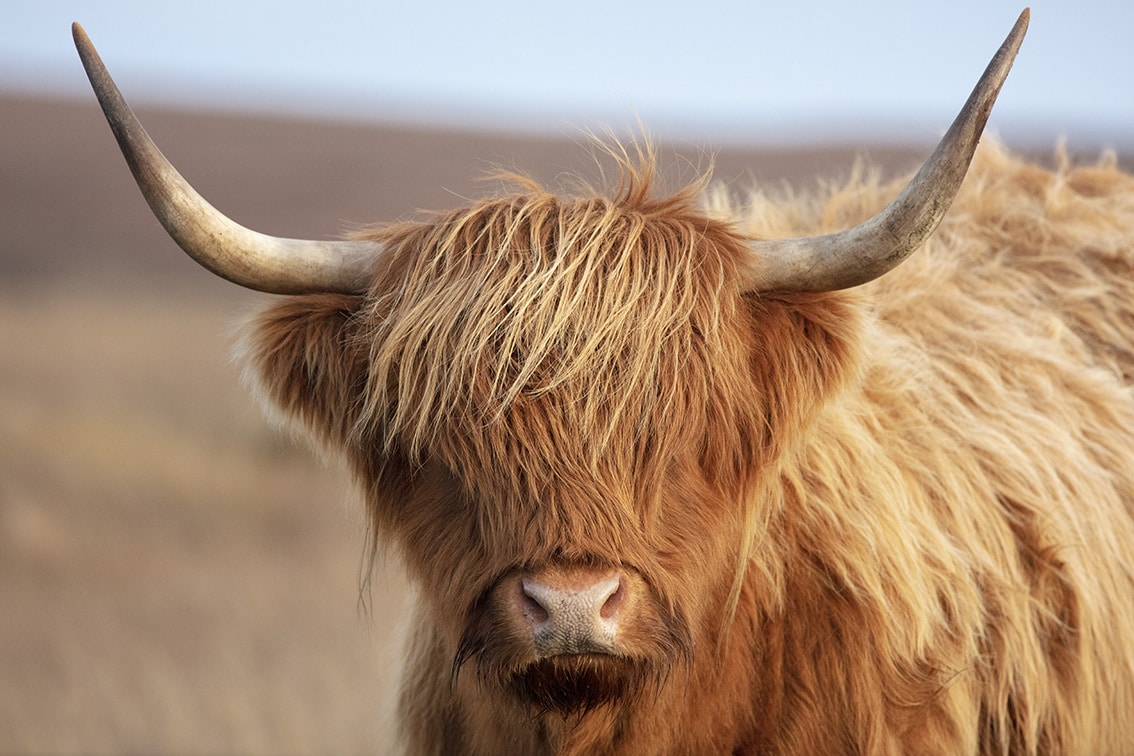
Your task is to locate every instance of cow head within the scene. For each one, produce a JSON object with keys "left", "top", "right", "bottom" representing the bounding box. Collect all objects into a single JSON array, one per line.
[
  {"left": 73, "top": 11, "right": 1027, "bottom": 724},
  {"left": 237, "top": 177, "right": 826, "bottom": 716}
]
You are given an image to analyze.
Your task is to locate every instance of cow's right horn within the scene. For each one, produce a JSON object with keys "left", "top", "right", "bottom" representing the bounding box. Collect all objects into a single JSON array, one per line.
[
  {"left": 743, "top": 9, "right": 1029, "bottom": 293},
  {"left": 73, "top": 23, "right": 381, "bottom": 295}
]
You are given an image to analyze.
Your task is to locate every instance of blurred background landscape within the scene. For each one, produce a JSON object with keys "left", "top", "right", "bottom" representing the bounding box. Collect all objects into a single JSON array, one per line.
[{"left": 2, "top": 1, "right": 1130, "bottom": 752}]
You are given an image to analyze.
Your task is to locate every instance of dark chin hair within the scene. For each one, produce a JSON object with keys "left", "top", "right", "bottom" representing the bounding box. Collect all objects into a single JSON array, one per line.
[{"left": 507, "top": 654, "right": 658, "bottom": 716}]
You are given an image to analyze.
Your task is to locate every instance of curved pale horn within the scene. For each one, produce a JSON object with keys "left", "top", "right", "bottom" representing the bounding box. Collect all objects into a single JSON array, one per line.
[
  {"left": 72, "top": 23, "right": 381, "bottom": 295},
  {"left": 747, "top": 9, "right": 1029, "bottom": 292}
]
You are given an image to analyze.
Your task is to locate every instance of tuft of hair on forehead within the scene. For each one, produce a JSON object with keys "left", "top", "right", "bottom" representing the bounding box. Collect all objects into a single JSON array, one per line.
[{"left": 349, "top": 139, "right": 757, "bottom": 506}]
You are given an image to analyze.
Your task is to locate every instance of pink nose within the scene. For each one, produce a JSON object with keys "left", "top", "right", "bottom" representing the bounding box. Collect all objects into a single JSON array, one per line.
[{"left": 517, "top": 570, "right": 626, "bottom": 657}]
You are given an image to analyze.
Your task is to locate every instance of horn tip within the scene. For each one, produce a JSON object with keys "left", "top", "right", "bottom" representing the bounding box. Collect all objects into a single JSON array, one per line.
[
  {"left": 1012, "top": 9, "right": 1030, "bottom": 40},
  {"left": 72, "top": 22, "right": 97, "bottom": 62}
]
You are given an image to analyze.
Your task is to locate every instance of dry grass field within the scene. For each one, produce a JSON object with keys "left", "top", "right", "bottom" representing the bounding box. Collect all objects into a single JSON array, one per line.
[
  {"left": 2, "top": 93, "right": 1125, "bottom": 753},
  {"left": 0, "top": 284, "right": 410, "bottom": 754}
]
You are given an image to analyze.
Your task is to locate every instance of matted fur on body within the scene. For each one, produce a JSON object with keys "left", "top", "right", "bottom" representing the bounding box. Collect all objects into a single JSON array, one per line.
[{"left": 243, "top": 141, "right": 1134, "bottom": 754}]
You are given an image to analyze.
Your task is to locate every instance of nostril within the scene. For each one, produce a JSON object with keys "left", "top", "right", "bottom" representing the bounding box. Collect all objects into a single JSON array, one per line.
[
  {"left": 600, "top": 576, "right": 626, "bottom": 620},
  {"left": 519, "top": 580, "right": 550, "bottom": 624}
]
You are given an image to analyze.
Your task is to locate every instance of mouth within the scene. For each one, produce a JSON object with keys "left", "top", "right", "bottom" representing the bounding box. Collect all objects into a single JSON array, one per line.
[{"left": 506, "top": 653, "right": 657, "bottom": 716}]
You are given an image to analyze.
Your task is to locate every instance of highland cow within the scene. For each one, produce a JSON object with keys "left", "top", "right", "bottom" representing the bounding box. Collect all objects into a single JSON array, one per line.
[{"left": 74, "top": 10, "right": 1134, "bottom": 754}]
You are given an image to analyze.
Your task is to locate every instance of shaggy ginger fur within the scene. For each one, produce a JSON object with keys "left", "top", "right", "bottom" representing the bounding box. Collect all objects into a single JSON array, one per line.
[{"left": 243, "top": 140, "right": 1134, "bottom": 754}]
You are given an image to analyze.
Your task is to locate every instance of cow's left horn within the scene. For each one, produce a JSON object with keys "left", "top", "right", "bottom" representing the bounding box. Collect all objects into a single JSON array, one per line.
[
  {"left": 746, "top": 9, "right": 1029, "bottom": 292},
  {"left": 73, "top": 23, "right": 381, "bottom": 295}
]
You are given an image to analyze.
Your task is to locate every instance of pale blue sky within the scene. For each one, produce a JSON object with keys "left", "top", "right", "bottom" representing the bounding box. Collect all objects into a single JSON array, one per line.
[{"left": 3, "top": 0, "right": 1131, "bottom": 147}]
